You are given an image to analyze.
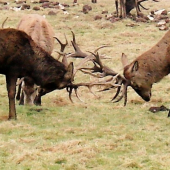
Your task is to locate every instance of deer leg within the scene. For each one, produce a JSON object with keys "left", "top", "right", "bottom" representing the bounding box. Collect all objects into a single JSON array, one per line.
[
  {"left": 6, "top": 75, "right": 18, "bottom": 120},
  {"left": 120, "top": 0, "right": 123, "bottom": 17},
  {"left": 34, "top": 88, "right": 45, "bottom": 106},
  {"left": 135, "top": 0, "right": 140, "bottom": 16},
  {"left": 19, "top": 90, "right": 24, "bottom": 105},
  {"left": 16, "top": 80, "right": 21, "bottom": 100},
  {"left": 122, "top": 0, "right": 126, "bottom": 18},
  {"left": 120, "top": 0, "right": 126, "bottom": 18},
  {"left": 34, "top": 88, "right": 53, "bottom": 106},
  {"left": 115, "top": 0, "right": 119, "bottom": 17},
  {"left": 34, "top": 94, "right": 42, "bottom": 106}
]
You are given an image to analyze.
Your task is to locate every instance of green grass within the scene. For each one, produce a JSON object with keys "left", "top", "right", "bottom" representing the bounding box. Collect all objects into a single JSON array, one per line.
[{"left": 0, "top": 0, "right": 170, "bottom": 169}]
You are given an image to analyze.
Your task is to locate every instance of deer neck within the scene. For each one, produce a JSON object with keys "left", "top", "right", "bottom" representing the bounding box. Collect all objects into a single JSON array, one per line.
[{"left": 31, "top": 52, "right": 66, "bottom": 87}]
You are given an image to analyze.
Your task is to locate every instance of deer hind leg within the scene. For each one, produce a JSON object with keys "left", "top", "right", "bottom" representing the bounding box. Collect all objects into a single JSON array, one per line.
[
  {"left": 6, "top": 75, "right": 18, "bottom": 120},
  {"left": 135, "top": 0, "right": 140, "bottom": 16},
  {"left": 120, "top": 0, "right": 126, "bottom": 18},
  {"left": 115, "top": 0, "right": 119, "bottom": 17},
  {"left": 122, "top": 0, "right": 126, "bottom": 18}
]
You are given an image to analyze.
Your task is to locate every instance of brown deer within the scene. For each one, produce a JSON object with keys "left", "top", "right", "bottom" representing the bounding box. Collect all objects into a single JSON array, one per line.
[
  {"left": 16, "top": 14, "right": 55, "bottom": 105},
  {"left": 119, "top": 29, "right": 170, "bottom": 103},
  {"left": 0, "top": 28, "right": 74, "bottom": 120},
  {"left": 115, "top": 0, "right": 158, "bottom": 18}
]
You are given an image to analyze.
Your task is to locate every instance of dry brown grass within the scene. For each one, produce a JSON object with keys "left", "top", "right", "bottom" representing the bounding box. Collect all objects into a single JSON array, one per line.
[{"left": 0, "top": 0, "right": 170, "bottom": 170}]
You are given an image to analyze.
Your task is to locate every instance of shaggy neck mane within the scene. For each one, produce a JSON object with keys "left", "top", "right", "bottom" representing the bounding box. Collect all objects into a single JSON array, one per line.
[{"left": 29, "top": 40, "right": 66, "bottom": 87}]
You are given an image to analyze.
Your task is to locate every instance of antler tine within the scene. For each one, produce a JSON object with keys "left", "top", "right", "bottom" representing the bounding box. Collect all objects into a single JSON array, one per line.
[
  {"left": 67, "top": 86, "right": 74, "bottom": 103},
  {"left": 56, "top": 51, "right": 69, "bottom": 68},
  {"left": 54, "top": 34, "right": 68, "bottom": 61},
  {"left": 2, "top": 17, "right": 8, "bottom": 28},
  {"left": 54, "top": 34, "right": 68, "bottom": 52},
  {"left": 137, "top": 0, "right": 158, "bottom": 11},
  {"left": 80, "top": 69, "right": 104, "bottom": 78},
  {"left": 88, "top": 51, "right": 104, "bottom": 69},
  {"left": 138, "top": 0, "right": 149, "bottom": 11},
  {"left": 67, "top": 31, "right": 88, "bottom": 58},
  {"left": 67, "top": 77, "right": 121, "bottom": 103},
  {"left": 111, "top": 78, "right": 123, "bottom": 100},
  {"left": 71, "top": 31, "right": 76, "bottom": 44},
  {"left": 94, "top": 45, "right": 112, "bottom": 54},
  {"left": 112, "top": 79, "right": 130, "bottom": 106},
  {"left": 66, "top": 84, "right": 93, "bottom": 103},
  {"left": 73, "top": 55, "right": 95, "bottom": 75}
]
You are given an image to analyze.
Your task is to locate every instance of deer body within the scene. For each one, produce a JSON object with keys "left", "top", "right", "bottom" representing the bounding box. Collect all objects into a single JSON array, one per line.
[
  {"left": 115, "top": 0, "right": 158, "bottom": 18},
  {"left": 122, "top": 29, "right": 170, "bottom": 101},
  {"left": 0, "top": 28, "right": 73, "bottom": 119}
]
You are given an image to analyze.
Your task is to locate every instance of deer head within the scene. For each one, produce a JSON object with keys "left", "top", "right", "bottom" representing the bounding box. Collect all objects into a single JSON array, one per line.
[{"left": 122, "top": 53, "right": 152, "bottom": 101}]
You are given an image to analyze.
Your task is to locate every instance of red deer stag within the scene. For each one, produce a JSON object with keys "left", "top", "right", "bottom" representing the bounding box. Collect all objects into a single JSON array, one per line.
[
  {"left": 119, "top": 28, "right": 170, "bottom": 104},
  {"left": 0, "top": 28, "right": 74, "bottom": 120},
  {"left": 16, "top": 14, "right": 55, "bottom": 105},
  {"left": 115, "top": 0, "right": 158, "bottom": 18}
]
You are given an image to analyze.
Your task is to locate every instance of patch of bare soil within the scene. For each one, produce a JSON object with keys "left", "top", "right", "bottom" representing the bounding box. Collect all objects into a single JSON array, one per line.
[{"left": 53, "top": 97, "right": 70, "bottom": 107}]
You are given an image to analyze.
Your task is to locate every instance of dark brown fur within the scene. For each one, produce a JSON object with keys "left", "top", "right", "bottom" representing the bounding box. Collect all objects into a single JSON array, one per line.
[
  {"left": 0, "top": 28, "right": 73, "bottom": 119},
  {"left": 122, "top": 29, "right": 170, "bottom": 101}
]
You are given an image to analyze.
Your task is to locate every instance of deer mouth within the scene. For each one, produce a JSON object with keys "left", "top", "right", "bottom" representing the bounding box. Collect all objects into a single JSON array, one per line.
[{"left": 133, "top": 88, "right": 151, "bottom": 102}]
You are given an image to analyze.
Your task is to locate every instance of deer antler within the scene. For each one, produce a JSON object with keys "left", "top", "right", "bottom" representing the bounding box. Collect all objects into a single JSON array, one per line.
[
  {"left": 2, "top": 17, "right": 8, "bottom": 28},
  {"left": 66, "top": 31, "right": 88, "bottom": 58},
  {"left": 138, "top": 1, "right": 149, "bottom": 11},
  {"left": 56, "top": 31, "right": 130, "bottom": 105},
  {"left": 76, "top": 51, "right": 130, "bottom": 105},
  {"left": 137, "top": 0, "right": 159, "bottom": 12},
  {"left": 54, "top": 34, "right": 68, "bottom": 66}
]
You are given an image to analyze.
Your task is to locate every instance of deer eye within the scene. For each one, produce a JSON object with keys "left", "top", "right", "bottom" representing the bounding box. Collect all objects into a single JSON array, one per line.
[{"left": 131, "top": 81, "right": 139, "bottom": 89}]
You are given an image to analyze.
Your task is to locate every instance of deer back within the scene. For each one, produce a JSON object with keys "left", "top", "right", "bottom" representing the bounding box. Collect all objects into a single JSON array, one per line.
[{"left": 17, "top": 14, "right": 55, "bottom": 54}]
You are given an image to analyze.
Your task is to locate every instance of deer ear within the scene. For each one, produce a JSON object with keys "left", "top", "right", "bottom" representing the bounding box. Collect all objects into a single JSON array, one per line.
[
  {"left": 121, "top": 53, "right": 129, "bottom": 68},
  {"left": 64, "top": 62, "right": 74, "bottom": 80},
  {"left": 132, "top": 61, "right": 139, "bottom": 72}
]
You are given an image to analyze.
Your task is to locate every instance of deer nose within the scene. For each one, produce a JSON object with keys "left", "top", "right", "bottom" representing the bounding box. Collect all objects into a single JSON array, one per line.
[
  {"left": 142, "top": 92, "right": 151, "bottom": 102},
  {"left": 134, "top": 88, "right": 151, "bottom": 102},
  {"left": 143, "top": 96, "right": 150, "bottom": 102}
]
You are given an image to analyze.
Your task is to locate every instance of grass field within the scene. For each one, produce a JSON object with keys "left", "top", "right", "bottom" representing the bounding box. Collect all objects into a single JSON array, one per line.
[{"left": 1, "top": 0, "right": 170, "bottom": 169}]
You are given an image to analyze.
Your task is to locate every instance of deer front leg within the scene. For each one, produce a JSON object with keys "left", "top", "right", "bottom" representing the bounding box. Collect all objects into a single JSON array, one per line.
[
  {"left": 34, "top": 88, "right": 52, "bottom": 106},
  {"left": 6, "top": 75, "right": 18, "bottom": 120},
  {"left": 16, "top": 80, "right": 22, "bottom": 100},
  {"left": 120, "top": 0, "right": 126, "bottom": 18},
  {"left": 34, "top": 88, "right": 45, "bottom": 106}
]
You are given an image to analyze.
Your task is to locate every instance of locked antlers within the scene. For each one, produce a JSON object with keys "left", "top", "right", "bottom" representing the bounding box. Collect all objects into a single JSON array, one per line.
[{"left": 56, "top": 31, "right": 130, "bottom": 105}]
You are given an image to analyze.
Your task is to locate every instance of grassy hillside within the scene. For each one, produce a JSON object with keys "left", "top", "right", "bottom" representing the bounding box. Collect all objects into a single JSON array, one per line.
[{"left": 0, "top": 0, "right": 170, "bottom": 169}]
